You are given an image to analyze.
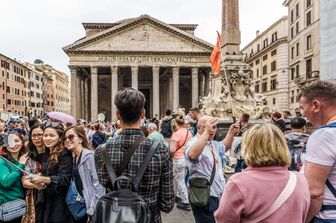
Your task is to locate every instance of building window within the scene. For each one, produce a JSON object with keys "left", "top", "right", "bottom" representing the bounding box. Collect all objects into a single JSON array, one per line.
[
  {"left": 263, "top": 39, "right": 268, "bottom": 48},
  {"left": 296, "top": 64, "right": 300, "bottom": 78},
  {"left": 296, "top": 3, "right": 299, "bottom": 18},
  {"left": 291, "top": 90, "right": 295, "bottom": 103},
  {"left": 6, "top": 86, "right": 10, "bottom": 93},
  {"left": 271, "top": 61, "right": 277, "bottom": 72},
  {"left": 262, "top": 81, "right": 267, "bottom": 92},
  {"left": 271, "top": 32, "right": 277, "bottom": 42},
  {"left": 306, "top": 58, "right": 312, "bottom": 78},
  {"left": 255, "top": 59, "right": 260, "bottom": 65},
  {"left": 273, "top": 98, "right": 276, "bottom": 105},
  {"left": 271, "top": 49, "right": 277, "bottom": 56},
  {"left": 263, "top": 65, "right": 267, "bottom": 75},
  {"left": 291, "top": 9, "right": 294, "bottom": 23},
  {"left": 296, "top": 42, "right": 300, "bottom": 56},
  {"left": 263, "top": 54, "right": 268, "bottom": 61},
  {"left": 255, "top": 82, "right": 260, "bottom": 93},
  {"left": 307, "top": 35, "right": 312, "bottom": 50},
  {"left": 257, "top": 44, "right": 260, "bottom": 52},
  {"left": 291, "top": 26, "right": 294, "bottom": 38},
  {"left": 291, "top": 46, "right": 295, "bottom": 59},
  {"left": 307, "top": 11, "right": 312, "bottom": 26},
  {"left": 271, "top": 78, "right": 277, "bottom": 90},
  {"left": 291, "top": 67, "right": 295, "bottom": 80},
  {"left": 307, "top": 0, "right": 312, "bottom": 7},
  {"left": 296, "top": 21, "right": 299, "bottom": 34},
  {"left": 256, "top": 68, "right": 259, "bottom": 77}
]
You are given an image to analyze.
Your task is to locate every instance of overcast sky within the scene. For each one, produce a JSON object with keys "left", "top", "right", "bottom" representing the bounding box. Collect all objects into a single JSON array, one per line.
[{"left": 0, "top": 0, "right": 287, "bottom": 74}]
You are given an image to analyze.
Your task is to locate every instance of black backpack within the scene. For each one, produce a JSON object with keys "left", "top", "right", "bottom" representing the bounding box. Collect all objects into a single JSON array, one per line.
[
  {"left": 91, "top": 140, "right": 159, "bottom": 223},
  {"left": 160, "top": 118, "right": 172, "bottom": 137},
  {"left": 287, "top": 139, "right": 306, "bottom": 171}
]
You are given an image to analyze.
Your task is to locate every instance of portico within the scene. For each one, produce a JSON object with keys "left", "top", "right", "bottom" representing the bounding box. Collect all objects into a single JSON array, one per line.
[{"left": 64, "top": 15, "right": 213, "bottom": 121}]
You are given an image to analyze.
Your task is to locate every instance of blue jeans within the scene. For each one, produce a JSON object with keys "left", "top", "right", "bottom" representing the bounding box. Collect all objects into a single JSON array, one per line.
[
  {"left": 190, "top": 196, "right": 219, "bottom": 223},
  {"left": 314, "top": 218, "right": 336, "bottom": 223}
]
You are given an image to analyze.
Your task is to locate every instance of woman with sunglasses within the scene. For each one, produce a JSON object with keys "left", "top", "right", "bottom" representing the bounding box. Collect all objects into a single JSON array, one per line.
[
  {"left": 0, "top": 133, "right": 28, "bottom": 223},
  {"left": 28, "top": 123, "right": 73, "bottom": 223},
  {"left": 22, "top": 124, "right": 49, "bottom": 223},
  {"left": 64, "top": 126, "right": 105, "bottom": 222}
]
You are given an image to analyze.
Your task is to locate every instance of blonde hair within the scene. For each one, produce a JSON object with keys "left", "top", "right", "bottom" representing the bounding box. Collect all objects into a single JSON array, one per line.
[{"left": 242, "top": 123, "right": 291, "bottom": 167}]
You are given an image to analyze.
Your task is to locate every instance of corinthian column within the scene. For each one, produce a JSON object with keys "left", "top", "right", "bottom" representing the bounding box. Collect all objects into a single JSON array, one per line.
[
  {"left": 111, "top": 66, "right": 118, "bottom": 121},
  {"left": 131, "top": 66, "right": 138, "bottom": 90},
  {"left": 191, "top": 67, "right": 199, "bottom": 107},
  {"left": 69, "top": 66, "right": 78, "bottom": 119},
  {"left": 172, "top": 67, "right": 179, "bottom": 111},
  {"left": 152, "top": 66, "right": 160, "bottom": 116},
  {"left": 90, "top": 66, "right": 98, "bottom": 121}
]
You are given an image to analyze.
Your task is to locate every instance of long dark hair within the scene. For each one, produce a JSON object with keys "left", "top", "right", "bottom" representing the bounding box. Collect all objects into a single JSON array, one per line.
[
  {"left": 44, "top": 124, "right": 65, "bottom": 165},
  {"left": 1, "top": 132, "right": 27, "bottom": 161},
  {"left": 64, "top": 126, "right": 93, "bottom": 150},
  {"left": 28, "top": 124, "right": 45, "bottom": 161}
]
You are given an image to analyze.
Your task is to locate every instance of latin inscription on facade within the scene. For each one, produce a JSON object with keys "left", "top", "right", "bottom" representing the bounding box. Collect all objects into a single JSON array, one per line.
[{"left": 97, "top": 56, "right": 192, "bottom": 64}]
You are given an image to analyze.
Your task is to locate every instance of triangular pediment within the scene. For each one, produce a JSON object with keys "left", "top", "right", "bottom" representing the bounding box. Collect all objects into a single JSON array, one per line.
[{"left": 64, "top": 15, "right": 213, "bottom": 54}]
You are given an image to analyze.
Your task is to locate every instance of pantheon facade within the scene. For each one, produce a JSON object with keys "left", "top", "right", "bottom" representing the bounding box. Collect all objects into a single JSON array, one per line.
[{"left": 64, "top": 15, "right": 213, "bottom": 121}]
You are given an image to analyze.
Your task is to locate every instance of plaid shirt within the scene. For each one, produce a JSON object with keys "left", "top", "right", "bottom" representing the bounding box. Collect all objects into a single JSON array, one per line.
[{"left": 94, "top": 128, "right": 174, "bottom": 223}]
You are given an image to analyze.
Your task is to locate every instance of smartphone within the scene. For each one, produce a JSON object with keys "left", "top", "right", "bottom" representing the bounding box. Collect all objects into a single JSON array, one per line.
[{"left": 8, "top": 134, "right": 15, "bottom": 147}]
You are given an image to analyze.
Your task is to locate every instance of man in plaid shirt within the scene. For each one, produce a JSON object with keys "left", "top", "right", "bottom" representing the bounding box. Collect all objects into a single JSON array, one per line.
[{"left": 94, "top": 88, "right": 174, "bottom": 223}]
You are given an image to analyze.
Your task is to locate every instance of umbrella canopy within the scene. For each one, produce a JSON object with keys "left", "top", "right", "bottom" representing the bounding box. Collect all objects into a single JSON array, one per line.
[{"left": 47, "top": 112, "right": 76, "bottom": 125}]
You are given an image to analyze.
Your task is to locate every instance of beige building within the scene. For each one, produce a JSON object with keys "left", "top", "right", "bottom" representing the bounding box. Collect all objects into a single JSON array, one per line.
[
  {"left": 0, "top": 54, "right": 28, "bottom": 116},
  {"left": 242, "top": 17, "right": 289, "bottom": 111},
  {"left": 24, "top": 63, "right": 44, "bottom": 116},
  {"left": 35, "top": 64, "right": 70, "bottom": 114},
  {"left": 283, "top": 0, "right": 320, "bottom": 112},
  {"left": 64, "top": 15, "right": 213, "bottom": 121}
]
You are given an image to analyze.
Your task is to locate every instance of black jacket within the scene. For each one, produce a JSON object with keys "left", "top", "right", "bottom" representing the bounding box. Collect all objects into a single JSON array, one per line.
[{"left": 36, "top": 149, "right": 73, "bottom": 223}]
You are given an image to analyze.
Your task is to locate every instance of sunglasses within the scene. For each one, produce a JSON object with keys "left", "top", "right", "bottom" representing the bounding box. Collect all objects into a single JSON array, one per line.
[
  {"left": 64, "top": 134, "right": 77, "bottom": 142},
  {"left": 44, "top": 122, "right": 64, "bottom": 129}
]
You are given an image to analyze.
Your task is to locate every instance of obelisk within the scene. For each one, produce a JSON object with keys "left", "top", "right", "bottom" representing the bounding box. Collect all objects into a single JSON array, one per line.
[{"left": 221, "top": 0, "right": 242, "bottom": 61}]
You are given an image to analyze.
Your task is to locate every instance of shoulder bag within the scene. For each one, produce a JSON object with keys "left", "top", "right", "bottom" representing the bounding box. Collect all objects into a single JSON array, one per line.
[
  {"left": 188, "top": 150, "right": 216, "bottom": 207},
  {"left": 246, "top": 171, "right": 297, "bottom": 223}
]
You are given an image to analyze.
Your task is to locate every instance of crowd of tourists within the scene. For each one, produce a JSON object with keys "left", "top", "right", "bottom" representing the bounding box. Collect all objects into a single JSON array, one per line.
[{"left": 0, "top": 80, "right": 336, "bottom": 223}]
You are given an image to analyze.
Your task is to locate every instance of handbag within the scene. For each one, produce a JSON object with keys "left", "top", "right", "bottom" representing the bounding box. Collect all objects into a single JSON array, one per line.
[
  {"left": 188, "top": 150, "right": 216, "bottom": 207},
  {"left": 66, "top": 180, "right": 87, "bottom": 220},
  {"left": 21, "top": 189, "right": 36, "bottom": 223},
  {"left": 0, "top": 199, "right": 27, "bottom": 221}
]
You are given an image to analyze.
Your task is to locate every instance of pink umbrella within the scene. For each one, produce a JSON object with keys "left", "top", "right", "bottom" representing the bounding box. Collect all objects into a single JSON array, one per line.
[{"left": 47, "top": 112, "right": 76, "bottom": 125}]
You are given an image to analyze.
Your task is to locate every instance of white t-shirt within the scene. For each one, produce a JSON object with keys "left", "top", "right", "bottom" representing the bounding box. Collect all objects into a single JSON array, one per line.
[{"left": 305, "top": 123, "right": 336, "bottom": 219}]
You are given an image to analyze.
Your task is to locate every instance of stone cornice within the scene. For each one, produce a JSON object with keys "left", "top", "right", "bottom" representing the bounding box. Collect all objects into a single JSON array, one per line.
[
  {"left": 66, "top": 50, "right": 211, "bottom": 56},
  {"left": 64, "top": 15, "right": 213, "bottom": 53}
]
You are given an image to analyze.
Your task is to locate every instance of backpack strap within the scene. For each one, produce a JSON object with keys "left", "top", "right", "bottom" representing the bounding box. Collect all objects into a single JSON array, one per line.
[
  {"left": 100, "top": 143, "right": 119, "bottom": 190},
  {"left": 209, "top": 150, "right": 216, "bottom": 186},
  {"left": 133, "top": 141, "right": 160, "bottom": 192},
  {"left": 116, "top": 136, "right": 145, "bottom": 176},
  {"left": 321, "top": 180, "right": 336, "bottom": 211},
  {"left": 319, "top": 122, "right": 336, "bottom": 129}
]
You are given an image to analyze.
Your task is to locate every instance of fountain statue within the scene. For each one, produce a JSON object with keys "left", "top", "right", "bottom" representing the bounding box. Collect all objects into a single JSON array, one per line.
[{"left": 199, "top": 0, "right": 270, "bottom": 121}]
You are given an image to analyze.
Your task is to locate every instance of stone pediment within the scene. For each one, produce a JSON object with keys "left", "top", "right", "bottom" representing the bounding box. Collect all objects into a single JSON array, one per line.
[{"left": 63, "top": 15, "right": 213, "bottom": 54}]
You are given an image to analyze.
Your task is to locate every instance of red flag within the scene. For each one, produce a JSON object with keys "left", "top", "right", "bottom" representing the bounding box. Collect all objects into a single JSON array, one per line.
[{"left": 209, "top": 31, "right": 222, "bottom": 75}]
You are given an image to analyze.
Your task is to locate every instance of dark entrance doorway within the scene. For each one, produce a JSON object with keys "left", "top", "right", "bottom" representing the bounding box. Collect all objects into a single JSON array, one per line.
[{"left": 139, "top": 88, "right": 151, "bottom": 118}]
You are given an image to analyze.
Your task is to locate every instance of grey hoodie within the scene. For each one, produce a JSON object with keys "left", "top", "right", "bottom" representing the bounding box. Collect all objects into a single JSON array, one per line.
[{"left": 78, "top": 149, "right": 106, "bottom": 215}]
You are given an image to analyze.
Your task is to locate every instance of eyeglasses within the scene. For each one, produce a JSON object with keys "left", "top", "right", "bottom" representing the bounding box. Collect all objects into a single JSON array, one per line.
[
  {"left": 31, "top": 133, "right": 43, "bottom": 139},
  {"left": 44, "top": 122, "right": 64, "bottom": 129},
  {"left": 64, "top": 134, "right": 76, "bottom": 142}
]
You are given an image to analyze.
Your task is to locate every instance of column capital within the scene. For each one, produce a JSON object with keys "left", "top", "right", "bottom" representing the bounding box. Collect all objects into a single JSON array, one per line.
[
  {"left": 111, "top": 66, "right": 118, "bottom": 74},
  {"left": 153, "top": 66, "right": 160, "bottom": 73},
  {"left": 131, "top": 66, "right": 138, "bottom": 74},
  {"left": 192, "top": 67, "right": 199, "bottom": 75},
  {"left": 172, "top": 67, "right": 179, "bottom": 76},
  {"left": 68, "top": 65, "right": 78, "bottom": 71},
  {"left": 91, "top": 66, "right": 98, "bottom": 74}
]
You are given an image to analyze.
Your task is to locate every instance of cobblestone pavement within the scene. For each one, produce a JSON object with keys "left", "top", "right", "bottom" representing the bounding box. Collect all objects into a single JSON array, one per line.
[{"left": 161, "top": 205, "right": 194, "bottom": 223}]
